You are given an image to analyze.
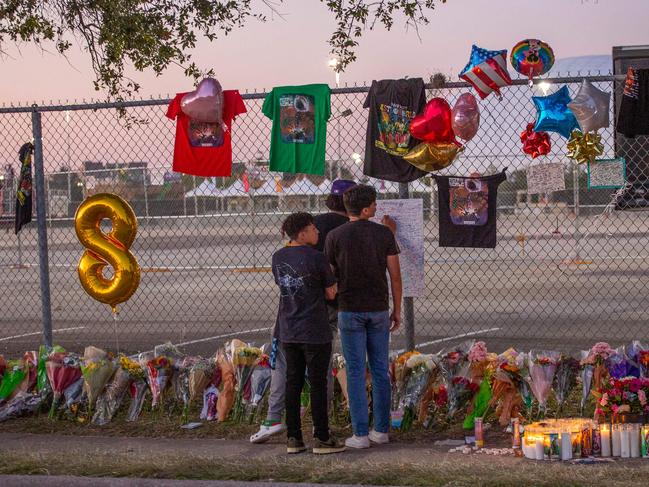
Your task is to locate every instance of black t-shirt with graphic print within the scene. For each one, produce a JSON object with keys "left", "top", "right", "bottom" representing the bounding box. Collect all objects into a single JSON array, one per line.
[
  {"left": 434, "top": 170, "right": 507, "bottom": 248},
  {"left": 271, "top": 245, "right": 336, "bottom": 344},
  {"left": 363, "top": 78, "right": 428, "bottom": 183}
]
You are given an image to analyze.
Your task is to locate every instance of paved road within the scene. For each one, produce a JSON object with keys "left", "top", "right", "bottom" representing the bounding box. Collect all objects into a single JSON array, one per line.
[{"left": 0, "top": 212, "right": 647, "bottom": 355}]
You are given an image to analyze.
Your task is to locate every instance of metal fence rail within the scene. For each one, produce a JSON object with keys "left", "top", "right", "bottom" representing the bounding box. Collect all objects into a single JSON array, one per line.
[{"left": 0, "top": 74, "right": 647, "bottom": 356}]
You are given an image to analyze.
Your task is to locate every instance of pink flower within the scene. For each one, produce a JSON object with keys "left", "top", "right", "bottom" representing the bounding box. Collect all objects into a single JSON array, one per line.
[
  {"left": 468, "top": 341, "right": 488, "bottom": 363},
  {"left": 629, "top": 379, "right": 641, "bottom": 393},
  {"left": 639, "top": 390, "right": 647, "bottom": 407},
  {"left": 611, "top": 404, "right": 619, "bottom": 414},
  {"left": 599, "top": 393, "right": 609, "bottom": 406},
  {"left": 590, "top": 342, "right": 613, "bottom": 360}
]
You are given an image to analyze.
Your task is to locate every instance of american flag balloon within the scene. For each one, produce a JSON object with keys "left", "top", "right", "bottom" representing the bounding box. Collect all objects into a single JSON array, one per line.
[{"left": 459, "top": 45, "right": 513, "bottom": 99}]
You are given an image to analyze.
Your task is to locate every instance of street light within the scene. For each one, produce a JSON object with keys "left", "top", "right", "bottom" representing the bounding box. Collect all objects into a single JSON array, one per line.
[{"left": 328, "top": 57, "right": 340, "bottom": 88}]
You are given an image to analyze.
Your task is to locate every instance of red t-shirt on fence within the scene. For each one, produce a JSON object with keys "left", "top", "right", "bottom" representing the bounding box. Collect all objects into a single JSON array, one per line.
[{"left": 166, "top": 90, "right": 247, "bottom": 177}]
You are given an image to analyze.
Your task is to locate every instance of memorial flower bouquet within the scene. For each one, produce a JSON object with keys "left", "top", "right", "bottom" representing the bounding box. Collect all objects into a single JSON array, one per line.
[
  {"left": 173, "top": 356, "right": 198, "bottom": 423},
  {"left": 489, "top": 348, "right": 529, "bottom": 426},
  {"left": 246, "top": 354, "right": 272, "bottom": 422},
  {"left": 230, "top": 344, "right": 262, "bottom": 423},
  {"left": 593, "top": 376, "right": 649, "bottom": 420},
  {"left": 527, "top": 350, "right": 560, "bottom": 417},
  {"left": 139, "top": 350, "right": 173, "bottom": 409},
  {"left": 216, "top": 350, "right": 235, "bottom": 422},
  {"left": 397, "top": 353, "right": 437, "bottom": 431},
  {"left": 463, "top": 342, "right": 497, "bottom": 429},
  {"left": 580, "top": 342, "right": 614, "bottom": 413},
  {"left": 390, "top": 351, "right": 420, "bottom": 428},
  {"left": 552, "top": 354, "right": 580, "bottom": 415},
  {"left": 81, "top": 347, "right": 117, "bottom": 417},
  {"left": 606, "top": 345, "right": 637, "bottom": 379},
  {"left": 332, "top": 353, "right": 349, "bottom": 405},
  {"left": 638, "top": 344, "right": 649, "bottom": 378},
  {"left": 46, "top": 352, "right": 82, "bottom": 418},
  {"left": 121, "top": 356, "right": 148, "bottom": 422},
  {"left": 439, "top": 342, "right": 475, "bottom": 418},
  {"left": 92, "top": 363, "right": 131, "bottom": 425},
  {"left": 188, "top": 358, "right": 216, "bottom": 404}
]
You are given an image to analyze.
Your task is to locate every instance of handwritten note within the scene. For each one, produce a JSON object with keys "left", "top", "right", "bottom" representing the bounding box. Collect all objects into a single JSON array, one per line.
[
  {"left": 371, "top": 199, "right": 424, "bottom": 297},
  {"left": 588, "top": 158, "right": 627, "bottom": 189},
  {"left": 526, "top": 162, "right": 565, "bottom": 195}
]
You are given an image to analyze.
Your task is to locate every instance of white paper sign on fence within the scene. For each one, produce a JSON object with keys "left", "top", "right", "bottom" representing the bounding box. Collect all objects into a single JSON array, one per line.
[
  {"left": 587, "top": 158, "right": 627, "bottom": 189},
  {"left": 371, "top": 198, "right": 424, "bottom": 297},
  {"left": 526, "top": 162, "right": 566, "bottom": 195}
]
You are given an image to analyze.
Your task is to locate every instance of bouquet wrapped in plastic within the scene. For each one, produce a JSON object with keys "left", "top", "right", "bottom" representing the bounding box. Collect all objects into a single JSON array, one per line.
[
  {"left": 188, "top": 358, "right": 216, "bottom": 404},
  {"left": 46, "top": 352, "right": 82, "bottom": 418},
  {"left": 173, "top": 356, "right": 199, "bottom": 423},
  {"left": 229, "top": 342, "right": 262, "bottom": 423},
  {"left": 607, "top": 345, "right": 638, "bottom": 379},
  {"left": 121, "top": 355, "right": 148, "bottom": 422},
  {"left": 489, "top": 348, "right": 530, "bottom": 426},
  {"left": 552, "top": 355, "right": 580, "bottom": 415},
  {"left": 0, "top": 355, "right": 5, "bottom": 379},
  {"left": 527, "top": 350, "right": 560, "bottom": 417},
  {"left": 4, "top": 352, "right": 39, "bottom": 401},
  {"left": 0, "top": 359, "right": 27, "bottom": 403},
  {"left": 580, "top": 342, "right": 613, "bottom": 414},
  {"left": 463, "top": 342, "right": 496, "bottom": 430},
  {"left": 246, "top": 354, "right": 272, "bottom": 422},
  {"left": 140, "top": 351, "right": 173, "bottom": 409},
  {"left": 92, "top": 355, "right": 141, "bottom": 425},
  {"left": 0, "top": 390, "right": 48, "bottom": 423},
  {"left": 396, "top": 353, "right": 437, "bottom": 431},
  {"left": 81, "top": 346, "right": 117, "bottom": 416},
  {"left": 638, "top": 342, "right": 649, "bottom": 378},
  {"left": 390, "top": 351, "right": 420, "bottom": 427},
  {"left": 216, "top": 350, "right": 236, "bottom": 422},
  {"left": 439, "top": 342, "right": 476, "bottom": 418},
  {"left": 200, "top": 385, "right": 219, "bottom": 421}
]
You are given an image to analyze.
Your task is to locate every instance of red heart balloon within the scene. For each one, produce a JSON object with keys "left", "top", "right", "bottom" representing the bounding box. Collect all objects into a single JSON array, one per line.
[{"left": 409, "top": 98, "right": 458, "bottom": 144}]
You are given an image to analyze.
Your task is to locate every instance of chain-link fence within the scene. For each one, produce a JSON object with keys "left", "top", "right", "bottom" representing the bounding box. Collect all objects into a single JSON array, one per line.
[{"left": 0, "top": 74, "right": 647, "bottom": 356}]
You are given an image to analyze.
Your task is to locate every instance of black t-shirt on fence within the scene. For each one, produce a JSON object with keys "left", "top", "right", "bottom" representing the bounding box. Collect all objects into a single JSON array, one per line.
[
  {"left": 272, "top": 245, "right": 336, "bottom": 344},
  {"left": 434, "top": 170, "right": 507, "bottom": 249},
  {"left": 363, "top": 78, "right": 428, "bottom": 183},
  {"left": 325, "top": 220, "right": 400, "bottom": 313},
  {"left": 313, "top": 212, "right": 349, "bottom": 252}
]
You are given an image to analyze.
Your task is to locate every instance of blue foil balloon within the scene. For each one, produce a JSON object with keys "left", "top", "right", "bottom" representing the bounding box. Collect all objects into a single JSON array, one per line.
[{"left": 532, "top": 85, "right": 579, "bottom": 139}]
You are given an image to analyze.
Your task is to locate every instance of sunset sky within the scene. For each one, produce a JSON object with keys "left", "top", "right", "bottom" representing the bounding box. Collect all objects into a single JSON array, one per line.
[{"left": 1, "top": 0, "right": 648, "bottom": 104}]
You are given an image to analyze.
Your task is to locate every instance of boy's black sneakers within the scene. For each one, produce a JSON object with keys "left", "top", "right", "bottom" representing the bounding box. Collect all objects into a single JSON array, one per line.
[
  {"left": 313, "top": 436, "right": 346, "bottom": 454},
  {"left": 287, "top": 437, "right": 307, "bottom": 454}
]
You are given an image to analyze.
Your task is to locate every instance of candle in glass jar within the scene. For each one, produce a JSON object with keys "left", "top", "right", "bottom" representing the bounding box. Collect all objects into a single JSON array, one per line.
[
  {"left": 630, "top": 424, "right": 641, "bottom": 458},
  {"left": 620, "top": 425, "right": 630, "bottom": 458},
  {"left": 600, "top": 423, "right": 611, "bottom": 457},
  {"left": 641, "top": 426, "right": 649, "bottom": 458},
  {"left": 535, "top": 438, "right": 545, "bottom": 460},
  {"left": 561, "top": 431, "right": 572, "bottom": 461},
  {"left": 612, "top": 423, "right": 621, "bottom": 457}
]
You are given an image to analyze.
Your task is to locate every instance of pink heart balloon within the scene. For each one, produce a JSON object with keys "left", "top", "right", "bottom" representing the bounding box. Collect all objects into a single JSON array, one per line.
[
  {"left": 180, "top": 78, "right": 225, "bottom": 125},
  {"left": 451, "top": 93, "right": 480, "bottom": 142},
  {"left": 409, "top": 98, "right": 457, "bottom": 144}
]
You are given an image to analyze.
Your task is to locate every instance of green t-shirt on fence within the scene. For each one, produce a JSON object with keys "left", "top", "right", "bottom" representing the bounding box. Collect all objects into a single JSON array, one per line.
[{"left": 262, "top": 84, "right": 331, "bottom": 175}]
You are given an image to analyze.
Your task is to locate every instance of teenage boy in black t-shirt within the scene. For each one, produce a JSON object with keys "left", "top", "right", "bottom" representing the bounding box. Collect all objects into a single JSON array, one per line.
[
  {"left": 325, "top": 184, "right": 402, "bottom": 449},
  {"left": 272, "top": 212, "right": 346, "bottom": 455}
]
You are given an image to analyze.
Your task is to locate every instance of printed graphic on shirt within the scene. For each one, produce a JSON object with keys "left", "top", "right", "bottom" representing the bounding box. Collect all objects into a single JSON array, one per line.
[
  {"left": 279, "top": 94, "right": 315, "bottom": 144},
  {"left": 276, "top": 262, "right": 306, "bottom": 297},
  {"left": 375, "top": 103, "right": 417, "bottom": 156},
  {"left": 188, "top": 119, "right": 225, "bottom": 147},
  {"left": 623, "top": 67, "right": 639, "bottom": 100},
  {"left": 449, "top": 178, "right": 489, "bottom": 226}
]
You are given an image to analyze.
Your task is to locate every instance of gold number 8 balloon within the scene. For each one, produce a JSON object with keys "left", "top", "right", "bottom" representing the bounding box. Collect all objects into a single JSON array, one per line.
[{"left": 74, "top": 193, "right": 141, "bottom": 314}]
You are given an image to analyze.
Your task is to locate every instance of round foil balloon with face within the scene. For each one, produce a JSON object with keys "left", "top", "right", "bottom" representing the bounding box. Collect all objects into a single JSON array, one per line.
[
  {"left": 181, "top": 78, "right": 225, "bottom": 127},
  {"left": 510, "top": 39, "right": 555, "bottom": 80},
  {"left": 451, "top": 93, "right": 480, "bottom": 142}
]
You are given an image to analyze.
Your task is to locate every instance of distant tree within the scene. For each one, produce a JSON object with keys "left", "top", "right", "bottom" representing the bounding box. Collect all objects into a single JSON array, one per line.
[{"left": 0, "top": 1, "right": 447, "bottom": 99}]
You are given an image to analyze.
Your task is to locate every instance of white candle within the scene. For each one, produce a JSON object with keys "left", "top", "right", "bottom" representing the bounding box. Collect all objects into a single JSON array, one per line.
[
  {"left": 620, "top": 426, "right": 630, "bottom": 458},
  {"left": 561, "top": 431, "right": 572, "bottom": 461},
  {"left": 612, "top": 424, "right": 621, "bottom": 457},
  {"left": 600, "top": 424, "right": 611, "bottom": 457},
  {"left": 630, "top": 424, "right": 641, "bottom": 458},
  {"left": 535, "top": 438, "right": 545, "bottom": 460}
]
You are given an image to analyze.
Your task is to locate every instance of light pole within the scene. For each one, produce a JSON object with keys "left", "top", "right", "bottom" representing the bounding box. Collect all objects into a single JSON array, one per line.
[{"left": 328, "top": 58, "right": 340, "bottom": 88}]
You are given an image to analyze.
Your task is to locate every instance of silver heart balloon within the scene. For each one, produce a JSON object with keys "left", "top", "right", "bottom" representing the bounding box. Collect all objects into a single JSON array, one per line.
[
  {"left": 180, "top": 78, "right": 225, "bottom": 125},
  {"left": 567, "top": 79, "right": 610, "bottom": 133}
]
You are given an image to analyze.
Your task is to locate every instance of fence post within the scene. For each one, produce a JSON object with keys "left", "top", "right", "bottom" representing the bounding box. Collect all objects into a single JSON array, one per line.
[
  {"left": 398, "top": 182, "right": 415, "bottom": 351},
  {"left": 572, "top": 162, "right": 582, "bottom": 262},
  {"left": 31, "top": 107, "right": 53, "bottom": 348}
]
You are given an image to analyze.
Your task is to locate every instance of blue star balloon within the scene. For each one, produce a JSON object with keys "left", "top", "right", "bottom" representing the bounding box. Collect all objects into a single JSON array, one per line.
[{"left": 532, "top": 85, "right": 579, "bottom": 139}]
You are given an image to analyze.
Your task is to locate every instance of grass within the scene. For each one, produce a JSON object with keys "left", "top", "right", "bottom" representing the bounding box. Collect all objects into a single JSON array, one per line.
[{"left": 1, "top": 449, "right": 648, "bottom": 486}]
